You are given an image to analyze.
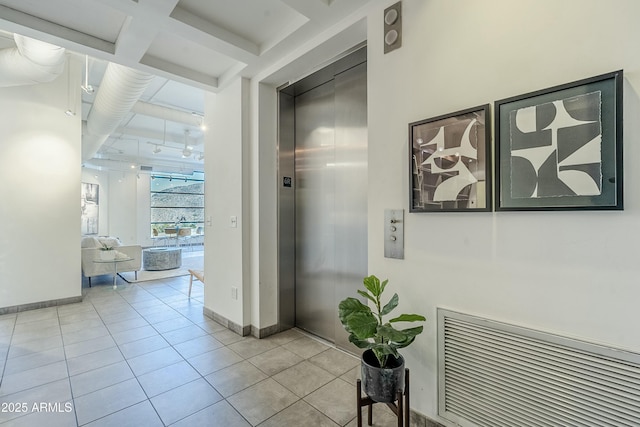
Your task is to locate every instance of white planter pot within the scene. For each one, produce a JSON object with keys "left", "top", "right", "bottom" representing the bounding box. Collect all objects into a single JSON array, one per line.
[{"left": 100, "top": 250, "right": 115, "bottom": 260}]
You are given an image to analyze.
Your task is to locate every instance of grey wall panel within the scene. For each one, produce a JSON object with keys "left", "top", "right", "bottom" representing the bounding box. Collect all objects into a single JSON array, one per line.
[{"left": 278, "top": 91, "right": 296, "bottom": 330}]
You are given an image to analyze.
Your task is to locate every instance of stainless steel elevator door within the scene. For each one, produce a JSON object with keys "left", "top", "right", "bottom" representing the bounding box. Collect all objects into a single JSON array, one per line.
[
  {"left": 294, "top": 62, "right": 367, "bottom": 348},
  {"left": 295, "top": 80, "right": 337, "bottom": 342}
]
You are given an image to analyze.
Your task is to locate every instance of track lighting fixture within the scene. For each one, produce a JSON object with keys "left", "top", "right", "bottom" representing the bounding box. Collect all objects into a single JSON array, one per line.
[
  {"left": 65, "top": 63, "right": 76, "bottom": 116},
  {"left": 81, "top": 55, "right": 94, "bottom": 94},
  {"left": 182, "top": 130, "right": 193, "bottom": 158},
  {"left": 192, "top": 112, "right": 206, "bottom": 131}
]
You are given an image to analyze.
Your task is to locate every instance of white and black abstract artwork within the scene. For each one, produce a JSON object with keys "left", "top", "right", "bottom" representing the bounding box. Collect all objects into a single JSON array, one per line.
[
  {"left": 81, "top": 182, "right": 99, "bottom": 235},
  {"left": 496, "top": 71, "right": 623, "bottom": 210},
  {"left": 509, "top": 91, "right": 602, "bottom": 199},
  {"left": 410, "top": 105, "right": 491, "bottom": 212}
]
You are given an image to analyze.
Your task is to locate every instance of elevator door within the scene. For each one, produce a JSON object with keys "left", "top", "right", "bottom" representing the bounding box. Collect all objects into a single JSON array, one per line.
[{"left": 294, "top": 61, "right": 367, "bottom": 349}]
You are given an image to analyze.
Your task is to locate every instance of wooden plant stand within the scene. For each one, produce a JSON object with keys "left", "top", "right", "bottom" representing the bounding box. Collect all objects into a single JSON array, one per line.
[{"left": 356, "top": 368, "right": 410, "bottom": 427}]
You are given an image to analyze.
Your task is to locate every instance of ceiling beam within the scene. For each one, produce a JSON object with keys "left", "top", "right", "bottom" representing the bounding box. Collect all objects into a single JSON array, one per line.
[
  {"left": 168, "top": 7, "right": 259, "bottom": 62},
  {"left": 0, "top": 4, "right": 114, "bottom": 54}
]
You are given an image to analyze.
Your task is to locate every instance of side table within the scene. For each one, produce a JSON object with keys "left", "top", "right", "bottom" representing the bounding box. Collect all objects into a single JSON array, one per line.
[{"left": 93, "top": 257, "right": 133, "bottom": 289}]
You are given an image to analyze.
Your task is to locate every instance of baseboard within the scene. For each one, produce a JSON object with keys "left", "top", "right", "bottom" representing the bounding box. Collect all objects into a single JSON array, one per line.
[
  {"left": 410, "top": 410, "right": 446, "bottom": 427},
  {"left": 195, "top": 313, "right": 445, "bottom": 426},
  {"left": 200, "top": 308, "right": 282, "bottom": 339},
  {"left": 202, "top": 306, "right": 251, "bottom": 336},
  {"left": 250, "top": 323, "right": 279, "bottom": 339},
  {"left": 0, "top": 295, "right": 83, "bottom": 316}
]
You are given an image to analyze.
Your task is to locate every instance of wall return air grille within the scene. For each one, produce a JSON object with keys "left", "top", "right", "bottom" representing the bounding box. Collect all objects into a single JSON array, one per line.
[{"left": 438, "top": 309, "right": 640, "bottom": 427}]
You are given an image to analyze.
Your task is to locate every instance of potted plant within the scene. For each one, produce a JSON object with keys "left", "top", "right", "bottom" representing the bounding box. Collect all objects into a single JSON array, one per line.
[
  {"left": 99, "top": 242, "right": 115, "bottom": 260},
  {"left": 339, "top": 275, "right": 425, "bottom": 403}
]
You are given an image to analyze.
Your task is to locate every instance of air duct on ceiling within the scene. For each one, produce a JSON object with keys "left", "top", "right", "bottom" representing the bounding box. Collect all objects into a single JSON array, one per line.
[
  {"left": 82, "top": 62, "right": 154, "bottom": 161},
  {"left": 132, "top": 101, "right": 202, "bottom": 127},
  {"left": 0, "top": 34, "right": 66, "bottom": 87}
]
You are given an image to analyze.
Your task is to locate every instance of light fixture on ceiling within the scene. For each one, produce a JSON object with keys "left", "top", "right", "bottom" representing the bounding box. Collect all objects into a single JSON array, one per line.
[
  {"left": 65, "top": 60, "right": 76, "bottom": 116},
  {"left": 81, "top": 54, "right": 94, "bottom": 94},
  {"left": 192, "top": 112, "right": 206, "bottom": 131},
  {"left": 182, "top": 130, "right": 193, "bottom": 158},
  {"left": 155, "top": 120, "right": 167, "bottom": 154}
]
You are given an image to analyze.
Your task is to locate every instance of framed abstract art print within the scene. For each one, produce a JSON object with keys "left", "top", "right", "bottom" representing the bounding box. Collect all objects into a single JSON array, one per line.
[
  {"left": 495, "top": 71, "right": 623, "bottom": 211},
  {"left": 409, "top": 104, "right": 491, "bottom": 212}
]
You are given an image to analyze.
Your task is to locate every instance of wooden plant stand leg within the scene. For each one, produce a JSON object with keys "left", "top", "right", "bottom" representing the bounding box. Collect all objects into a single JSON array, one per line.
[
  {"left": 356, "top": 369, "right": 410, "bottom": 427},
  {"left": 356, "top": 379, "right": 374, "bottom": 427}
]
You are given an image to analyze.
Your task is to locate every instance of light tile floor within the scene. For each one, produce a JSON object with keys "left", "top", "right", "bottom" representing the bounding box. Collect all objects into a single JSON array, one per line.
[{"left": 0, "top": 274, "right": 401, "bottom": 426}]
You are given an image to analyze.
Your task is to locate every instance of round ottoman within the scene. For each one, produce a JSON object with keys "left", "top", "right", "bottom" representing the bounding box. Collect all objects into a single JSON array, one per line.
[{"left": 143, "top": 247, "right": 182, "bottom": 271}]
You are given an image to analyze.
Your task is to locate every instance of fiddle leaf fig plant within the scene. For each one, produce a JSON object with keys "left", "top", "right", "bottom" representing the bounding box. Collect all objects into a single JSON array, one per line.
[{"left": 339, "top": 275, "right": 426, "bottom": 368}]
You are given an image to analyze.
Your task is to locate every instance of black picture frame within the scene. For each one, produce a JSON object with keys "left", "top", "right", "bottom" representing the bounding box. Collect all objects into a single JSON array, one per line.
[
  {"left": 495, "top": 71, "right": 623, "bottom": 211},
  {"left": 409, "top": 104, "right": 491, "bottom": 212}
]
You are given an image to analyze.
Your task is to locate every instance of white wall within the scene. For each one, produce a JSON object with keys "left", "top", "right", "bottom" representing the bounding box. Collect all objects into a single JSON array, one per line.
[
  {"left": 136, "top": 174, "right": 153, "bottom": 248},
  {"left": 204, "top": 79, "right": 251, "bottom": 328},
  {"left": 81, "top": 168, "right": 109, "bottom": 237},
  {"left": 250, "top": 81, "right": 278, "bottom": 330},
  {"left": 367, "top": 0, "right": 640, "bottom": 421},
  {"left": 80, "top": 169, "right": 155, "bottom": 248},
  {"left": 0, "top": 57, "right": 82, "bottom": 308},
  {"left": 106, "top": 170, "right": 139, "bottom": 245}
]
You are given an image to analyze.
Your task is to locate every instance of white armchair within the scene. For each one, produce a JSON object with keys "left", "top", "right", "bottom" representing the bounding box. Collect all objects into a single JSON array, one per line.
[{"left": 81, "top": 237, "right": 142, "bottom": 286}]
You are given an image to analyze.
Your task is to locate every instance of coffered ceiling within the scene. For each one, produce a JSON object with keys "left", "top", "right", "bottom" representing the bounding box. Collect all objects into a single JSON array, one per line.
[{"left": 0, "top": 0, "right": 373, "bottom": 173}]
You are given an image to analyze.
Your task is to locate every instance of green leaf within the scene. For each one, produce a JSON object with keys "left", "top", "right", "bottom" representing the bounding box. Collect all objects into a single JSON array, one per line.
[
  {"left": 394, "top": 326, "right": 423, "bottom": 347},
  {"left": 380, "top": 279, "right": 389, "bottom": 294},
  {"left": 339, "top": 297, "right": 369, "bottom": 318},
  {"left": 380, "top": 293, "right": 398, "bottom": 316},
  {"left": 389, "top": 313, "right": 426, "bottom": 323},
  {"left": 357, "top": 290, "right": 376, "bottom": 305},
  {"left": 370, "top": 343, "right": 399, "bottom": 367},
  {"left": 348, "top": 334, "right": 372, "bottom": 349},
  {"left": 393, "top": 336, "right": 416, "bottom": 349},
  {"left": 363, "top": 275, "right": 381, "bottom": 297},
  {"left": 345, "top": 311, "right": 378, "bottom": 340},
  {"left": 377, "top": 324, "right": 406, "bottom": 343},
  {"left": 398, "top": 326, "right": 424, "bottom": 338},
  {"left": 338, "top": 298, "right": 370, "bottom": 331}
]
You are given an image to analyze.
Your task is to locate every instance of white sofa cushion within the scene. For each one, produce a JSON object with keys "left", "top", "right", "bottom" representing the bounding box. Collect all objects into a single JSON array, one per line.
[
  {"left": 81, "top": 236, "right": 101, "bottom": 248},
  {"left": 81, "top": 236, "right": 122, "bottom": 249},
  {"left": 81, "top": 245, "right": 142, "bottom": 278}
]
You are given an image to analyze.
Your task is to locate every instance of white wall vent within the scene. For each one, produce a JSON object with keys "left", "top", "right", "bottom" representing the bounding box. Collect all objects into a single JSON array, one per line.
[{"left": 438, "top": 309, "right": 640, "bottom": 427}]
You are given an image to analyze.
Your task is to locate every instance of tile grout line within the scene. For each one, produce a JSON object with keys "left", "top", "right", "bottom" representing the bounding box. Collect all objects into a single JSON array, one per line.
[
  {"left": 87, "top": 281, "right": 166, "bottom": 427},
  {"left": 2, "top": 277, "right": 360, "bottom": 427},
  {"left": 58, "top": 302, "right": 82, "bottom": 427},
  {"left": 0, "top": 313, "right": 17, "bottom": 407}
]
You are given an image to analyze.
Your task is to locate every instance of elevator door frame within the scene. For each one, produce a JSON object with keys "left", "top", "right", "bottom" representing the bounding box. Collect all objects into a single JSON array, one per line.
[{"left": 277, "top": 46, "right": 367, "bottom": 352}]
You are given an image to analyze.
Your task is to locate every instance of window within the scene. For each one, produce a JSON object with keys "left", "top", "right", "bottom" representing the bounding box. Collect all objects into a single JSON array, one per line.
[{"left": 150, "top": 173, "right": 204, "bottom": 237}]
